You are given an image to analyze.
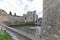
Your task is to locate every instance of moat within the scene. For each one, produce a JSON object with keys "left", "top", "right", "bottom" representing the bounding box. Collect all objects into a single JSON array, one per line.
[{"left": 8, "top": 25, "right": 41, "bottom": 37}]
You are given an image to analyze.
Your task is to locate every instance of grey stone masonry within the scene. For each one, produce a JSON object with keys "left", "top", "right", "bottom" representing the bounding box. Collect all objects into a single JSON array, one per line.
[{"left": 41, "top": 0, "right": 60, "bottom": 40}]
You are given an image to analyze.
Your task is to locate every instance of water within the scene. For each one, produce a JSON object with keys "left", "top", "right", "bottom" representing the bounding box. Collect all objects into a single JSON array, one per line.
[{"left": 10, "top": 25, "right": 41, "bottom": 37}]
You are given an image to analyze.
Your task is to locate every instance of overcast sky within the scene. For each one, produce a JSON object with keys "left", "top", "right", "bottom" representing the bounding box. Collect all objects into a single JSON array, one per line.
[{"left": 0, "top": 0, "right": 43, "bottom": 18}]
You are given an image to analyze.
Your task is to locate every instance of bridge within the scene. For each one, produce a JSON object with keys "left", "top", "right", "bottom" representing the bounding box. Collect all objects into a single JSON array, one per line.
[{"left": 1, "top": 24, "right": 40, "bottom": 40}]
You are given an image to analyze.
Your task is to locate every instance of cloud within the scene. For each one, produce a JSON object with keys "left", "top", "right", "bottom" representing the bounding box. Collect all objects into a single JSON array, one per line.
[
  {"left": 27, "top": 0, "right": 33, "bottom": 2},
  {"left": 37, "top": 12, "right": 43, "bottom": 18},
  {"left": 0, "top": 0, "right": 3, "bottom": 1},
  {"left": 0, "top": 0, "right": 43, "bottom": 17},
  {"left": 23, "top": 0, "right": 43, "bottom": 17},
  {"left": 1, "top": 0, "right": 25, "bottom": 15}
]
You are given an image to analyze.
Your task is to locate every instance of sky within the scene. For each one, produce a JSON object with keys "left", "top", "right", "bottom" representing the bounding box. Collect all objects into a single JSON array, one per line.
[{"left": 0, "top": 0, "right": 43, "bottom": 18}]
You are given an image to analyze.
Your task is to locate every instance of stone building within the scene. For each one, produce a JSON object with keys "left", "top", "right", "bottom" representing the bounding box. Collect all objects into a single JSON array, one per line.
[
  {"left": 41, "top": 0, "right": 60, "bottom": 40},
  {"left": 23, "top": 10, "right": 38, "bottom": 22},
  {"left": 35, "top": 18, "right": 42, "bottom": 26},
  {"left": 0, "top": 9, "right": 38, "bottom": 25},
  {"left": 0, "top": 9, "right": 24, "bottom": 25},
  {"left": 0, "top": 9, "right": 9, "bottom": 23},
  {"left": 5, "top": 15, "right": 24, "bottom": 25}
]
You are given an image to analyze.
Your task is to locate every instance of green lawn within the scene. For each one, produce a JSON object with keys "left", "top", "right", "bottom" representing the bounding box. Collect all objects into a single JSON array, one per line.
[{"left": 0, "top": 30, "right": 12, "bottom": 40}]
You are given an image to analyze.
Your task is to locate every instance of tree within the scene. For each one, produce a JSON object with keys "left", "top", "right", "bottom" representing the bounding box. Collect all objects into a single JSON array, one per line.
[
  {"left": 14, "top": 13, "right": 16, "bottom": 16},
  {"left": 9, "top": 11, "right": 12, "bottom": 15}
]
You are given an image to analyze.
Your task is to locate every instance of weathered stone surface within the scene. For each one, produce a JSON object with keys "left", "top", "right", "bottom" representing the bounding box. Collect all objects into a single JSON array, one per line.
[{"left": 41, "top": 0, "right": 60, "bottom": 40}]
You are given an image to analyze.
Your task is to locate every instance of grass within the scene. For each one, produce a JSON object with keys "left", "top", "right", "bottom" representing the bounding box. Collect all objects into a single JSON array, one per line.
[{"left": 0, "top": 30, "right": 12, "bottom": 40}]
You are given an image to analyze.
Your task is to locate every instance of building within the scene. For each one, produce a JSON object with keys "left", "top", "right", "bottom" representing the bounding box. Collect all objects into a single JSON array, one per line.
[
  {"left": 0, "top": 9, "right": 38, "bottom": 25},
  {"left": 23, "top": 10, "right": 38, "bottom": 22},
  {"left": 0, "top": 9, "right": 24, "bottom": 25},
  {"left": 5, "top": 15, "right": 24, "bottom": 25},
  {"left": 41, "top": 0, "right": 60, "bottom": 40},
  {"left": 35, "top": 18, "right": 42, "bottom": 26},
  {"left": 0, "top": 9, "right": 9, "bottom": 23}
]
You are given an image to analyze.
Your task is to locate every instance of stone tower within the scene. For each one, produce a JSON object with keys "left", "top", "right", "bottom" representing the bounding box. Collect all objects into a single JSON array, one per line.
[
  {"left": 0, "top": 9, "right": 8, "bottom": 23},
  {"left": 41, "top": 0, "right": 60, "bottom": 40}
]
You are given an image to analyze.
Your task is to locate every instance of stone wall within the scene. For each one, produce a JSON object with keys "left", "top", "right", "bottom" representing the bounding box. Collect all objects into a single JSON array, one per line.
[
  {"left": 23, "top": 10, "right": 38, "bottom": 22},
  {"left": 0, "top": 9, "right": 9, "bottom": 23},
  {"left": 41, "top": 0, "right": 60, "bottom": 40},
  {"left": 3, "top": 15, "right": 24, "bottom": 25},
  {"left": 0, "top": 9, "right": 24, "bottom": 25}
]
